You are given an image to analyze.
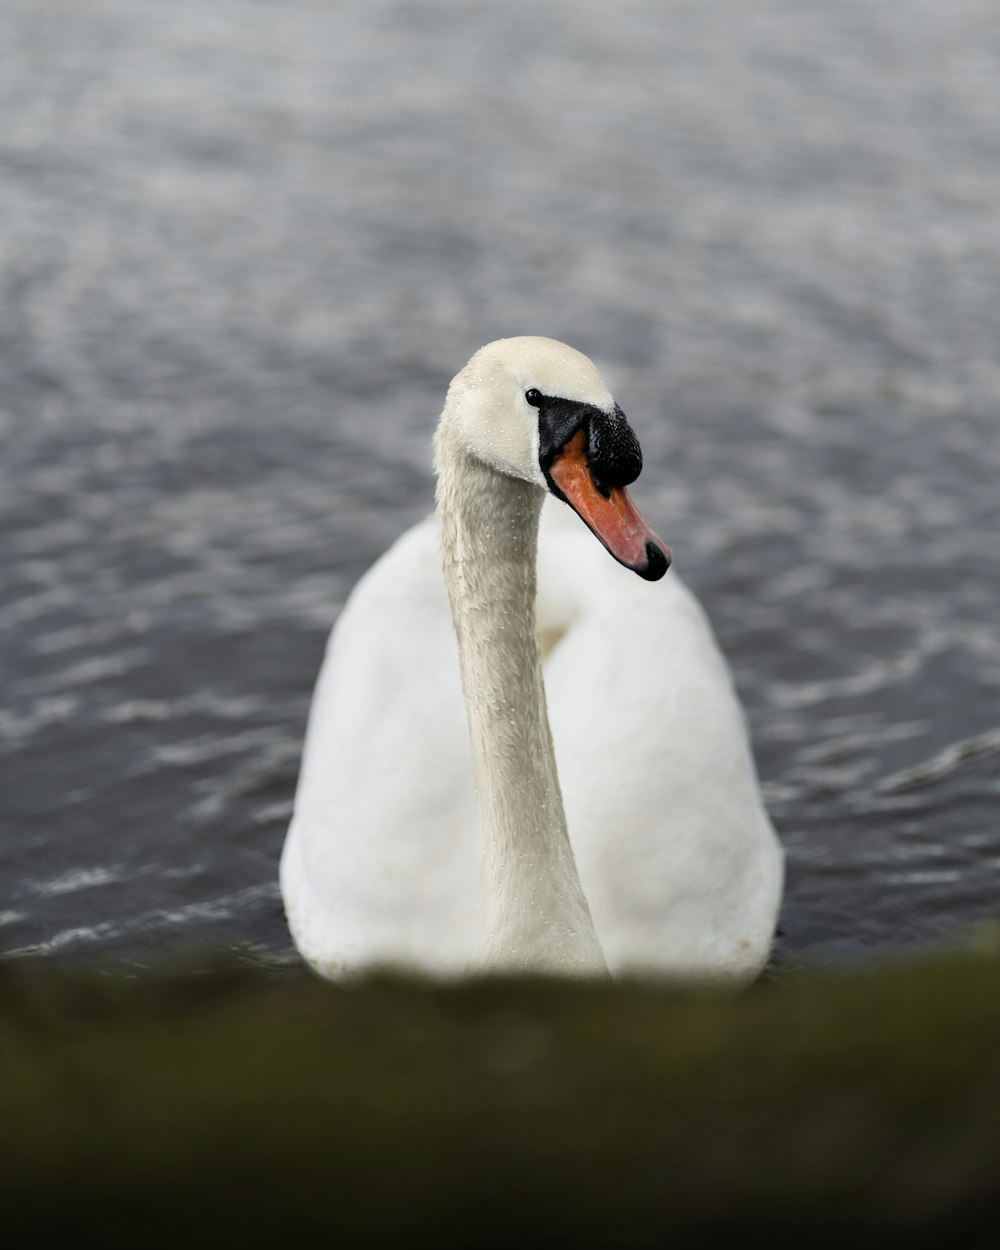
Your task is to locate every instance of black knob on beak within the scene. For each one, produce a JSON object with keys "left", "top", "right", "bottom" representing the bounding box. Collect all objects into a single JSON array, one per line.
[{"left": 588, "top": 405, "right": 643, "bottom": 490}]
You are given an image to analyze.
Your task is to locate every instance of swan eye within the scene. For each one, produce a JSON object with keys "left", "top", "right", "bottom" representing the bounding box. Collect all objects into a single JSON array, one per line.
[{"left": 525, "top": 389, "right": 543, "bottom": 407}]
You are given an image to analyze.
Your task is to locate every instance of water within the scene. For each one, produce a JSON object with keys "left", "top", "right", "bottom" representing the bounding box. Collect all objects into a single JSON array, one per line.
[{"left": 2, "top": 0, "right": 999, "bottom": 968}]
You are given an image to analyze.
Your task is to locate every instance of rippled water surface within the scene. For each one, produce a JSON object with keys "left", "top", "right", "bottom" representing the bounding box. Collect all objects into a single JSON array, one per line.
[{"left": 3, "top": 0, "right": 999, "bottom": 968}]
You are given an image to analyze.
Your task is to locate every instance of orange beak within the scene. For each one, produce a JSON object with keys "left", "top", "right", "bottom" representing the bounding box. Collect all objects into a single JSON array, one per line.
[{"left": 548, "top": 430, "right": 671, "bottom": 581}]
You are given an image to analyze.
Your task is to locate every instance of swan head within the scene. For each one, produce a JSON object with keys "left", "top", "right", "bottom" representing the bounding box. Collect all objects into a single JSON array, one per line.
[{"left": 440, "top": 336, "right": 671, "bottom": 580}]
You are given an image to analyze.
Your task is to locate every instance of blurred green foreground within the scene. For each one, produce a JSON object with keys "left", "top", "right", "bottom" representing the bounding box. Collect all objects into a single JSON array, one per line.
[{"left": 3, "top": 946, "right": 1000, "bottom": 1248}]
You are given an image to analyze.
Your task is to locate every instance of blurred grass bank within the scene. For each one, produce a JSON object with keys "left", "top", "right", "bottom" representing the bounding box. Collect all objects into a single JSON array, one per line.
[{"left": 3, "top": 948, "right": 1000, "bottom": 1247}]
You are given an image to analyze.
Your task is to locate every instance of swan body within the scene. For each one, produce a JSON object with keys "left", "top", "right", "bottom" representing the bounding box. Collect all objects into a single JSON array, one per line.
[{"left": 281, "top": 338, "right": 783, "bottom": 981}]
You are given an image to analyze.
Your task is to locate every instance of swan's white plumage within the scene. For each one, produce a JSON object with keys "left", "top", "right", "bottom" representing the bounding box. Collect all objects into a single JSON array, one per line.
[
  {"left": 281, "top": 490, "right": 783, "bottom": 981},
  {"left": 282, "top": 515, "right": 478, "bottom": 978}
]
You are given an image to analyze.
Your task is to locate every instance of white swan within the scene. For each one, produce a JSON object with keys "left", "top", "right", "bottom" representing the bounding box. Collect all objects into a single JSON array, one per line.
[{"left": 281, "top": 337, "right": 783, "bottom": 981}]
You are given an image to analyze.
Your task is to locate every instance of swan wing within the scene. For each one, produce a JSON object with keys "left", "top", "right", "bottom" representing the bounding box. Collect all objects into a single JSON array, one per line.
[
  {"left": 537, "top": 500, "right": 784, "bottom": 979},
  {"left": 281, "top": 517, "right": 477, "bottom": 977}
]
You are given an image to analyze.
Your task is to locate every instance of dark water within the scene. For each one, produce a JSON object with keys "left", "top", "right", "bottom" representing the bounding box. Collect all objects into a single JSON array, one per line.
[{"left": 2, "top": 0, "right": 999, "bottom": 968}]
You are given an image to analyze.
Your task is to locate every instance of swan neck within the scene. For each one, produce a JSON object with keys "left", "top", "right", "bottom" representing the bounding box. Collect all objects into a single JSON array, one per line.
[{"left": 435, "top": 433, "right": 605, "bottom": 976}]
